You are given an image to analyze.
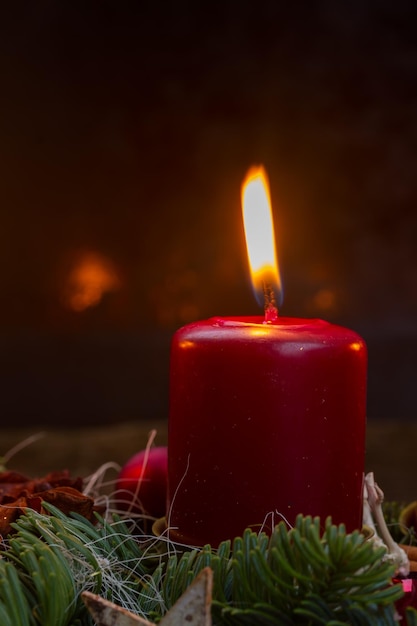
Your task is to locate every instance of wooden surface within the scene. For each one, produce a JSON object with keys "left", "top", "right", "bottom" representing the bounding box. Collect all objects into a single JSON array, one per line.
[{"left": 0, "top": 419, "right": 415, "bottom": 503}]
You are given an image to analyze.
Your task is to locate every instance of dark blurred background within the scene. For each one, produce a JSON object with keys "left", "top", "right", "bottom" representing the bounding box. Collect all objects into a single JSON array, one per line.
[{"left": 0, "top": 1, "right": 416, "bottom": 427}]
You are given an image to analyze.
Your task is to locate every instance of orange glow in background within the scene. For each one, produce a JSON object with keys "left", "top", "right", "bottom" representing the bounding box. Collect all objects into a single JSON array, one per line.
[{"left": 62, "top": 251, "right": 121, "bottom": 312}]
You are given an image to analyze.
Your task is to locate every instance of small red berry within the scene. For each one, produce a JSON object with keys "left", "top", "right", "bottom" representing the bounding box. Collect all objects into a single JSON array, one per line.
[{"left": 115, "top": 446, "right": 168, "bottom": 519}]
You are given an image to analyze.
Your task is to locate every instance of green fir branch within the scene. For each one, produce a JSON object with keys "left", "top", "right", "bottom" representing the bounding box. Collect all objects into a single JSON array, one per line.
[
  {"left": 0, "top": 505, "right": 414, "bottom": 625},
  {"left": 140, "top": 516, "right": 405, "bottom": 625}
]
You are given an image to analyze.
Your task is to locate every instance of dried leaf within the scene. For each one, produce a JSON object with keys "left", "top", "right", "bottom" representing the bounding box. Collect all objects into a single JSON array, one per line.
[
  {"left": 82, "top": 591, "right": 153, "bottom": 625},
  {"left": 38, "top": 486, "right": 96, "bottom": 520},
  {"left": 0, "top": 469, "right": 97, "bottom": 535},
  {"left": 0, "top": 496, "right": 30, "bottom": 535}
]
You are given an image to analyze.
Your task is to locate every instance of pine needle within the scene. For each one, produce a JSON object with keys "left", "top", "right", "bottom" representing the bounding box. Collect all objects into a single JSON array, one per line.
[{"left": 0, "top": 506, "right": 415, "bottom": 625}]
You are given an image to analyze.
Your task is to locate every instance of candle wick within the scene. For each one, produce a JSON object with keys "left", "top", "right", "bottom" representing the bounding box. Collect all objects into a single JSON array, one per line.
[{"left": 263, "top": 281, "right": 278, "bottom": 324}]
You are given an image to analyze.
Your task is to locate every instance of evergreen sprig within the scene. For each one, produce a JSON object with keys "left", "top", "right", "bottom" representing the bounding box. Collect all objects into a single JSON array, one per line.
[
  {"left": 4, "top": 503, "right": 154, "bottom": 625},
  {"left": 141, "top": 516, "right": 406, "bottom": 625},
  {"left": 0, "top": 505, "right": 414, "bottom": 625}
]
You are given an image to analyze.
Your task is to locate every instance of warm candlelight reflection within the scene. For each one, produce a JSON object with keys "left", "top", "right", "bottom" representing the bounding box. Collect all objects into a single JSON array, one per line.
[
  {"left": 62, "top": 251, "right": 121, "bottom": 311},
  {"left": 241, "top": 165, "right": 282, "bottom": 316}
]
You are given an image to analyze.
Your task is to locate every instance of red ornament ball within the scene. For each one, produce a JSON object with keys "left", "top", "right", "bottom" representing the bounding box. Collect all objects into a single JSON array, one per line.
[{"left": 116, "top": 446, "right": 168, "bottom": 519}]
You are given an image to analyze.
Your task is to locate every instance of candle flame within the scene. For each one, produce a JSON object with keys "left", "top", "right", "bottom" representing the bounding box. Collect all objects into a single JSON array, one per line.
[{"left": 241, "top": 166, "right": 282, "bottom": 316}]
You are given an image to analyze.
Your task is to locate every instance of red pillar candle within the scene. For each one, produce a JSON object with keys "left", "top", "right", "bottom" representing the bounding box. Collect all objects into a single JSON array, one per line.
[
  {"left": 167, "top": 168, "right": 367, "bottom": 547},
  {"left": 167, "top": 317, "right": 366, "bottom": 547}
]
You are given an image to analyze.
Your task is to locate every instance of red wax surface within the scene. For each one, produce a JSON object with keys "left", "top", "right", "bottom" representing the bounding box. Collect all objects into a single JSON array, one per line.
[{"left": 167, "top": 316, "right": 367, "bottom": 547}]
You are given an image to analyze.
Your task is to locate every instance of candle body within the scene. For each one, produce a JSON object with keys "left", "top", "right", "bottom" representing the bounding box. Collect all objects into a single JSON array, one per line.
[{"left": 167, "top": 316, "right": 367, "bottom": 547}]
